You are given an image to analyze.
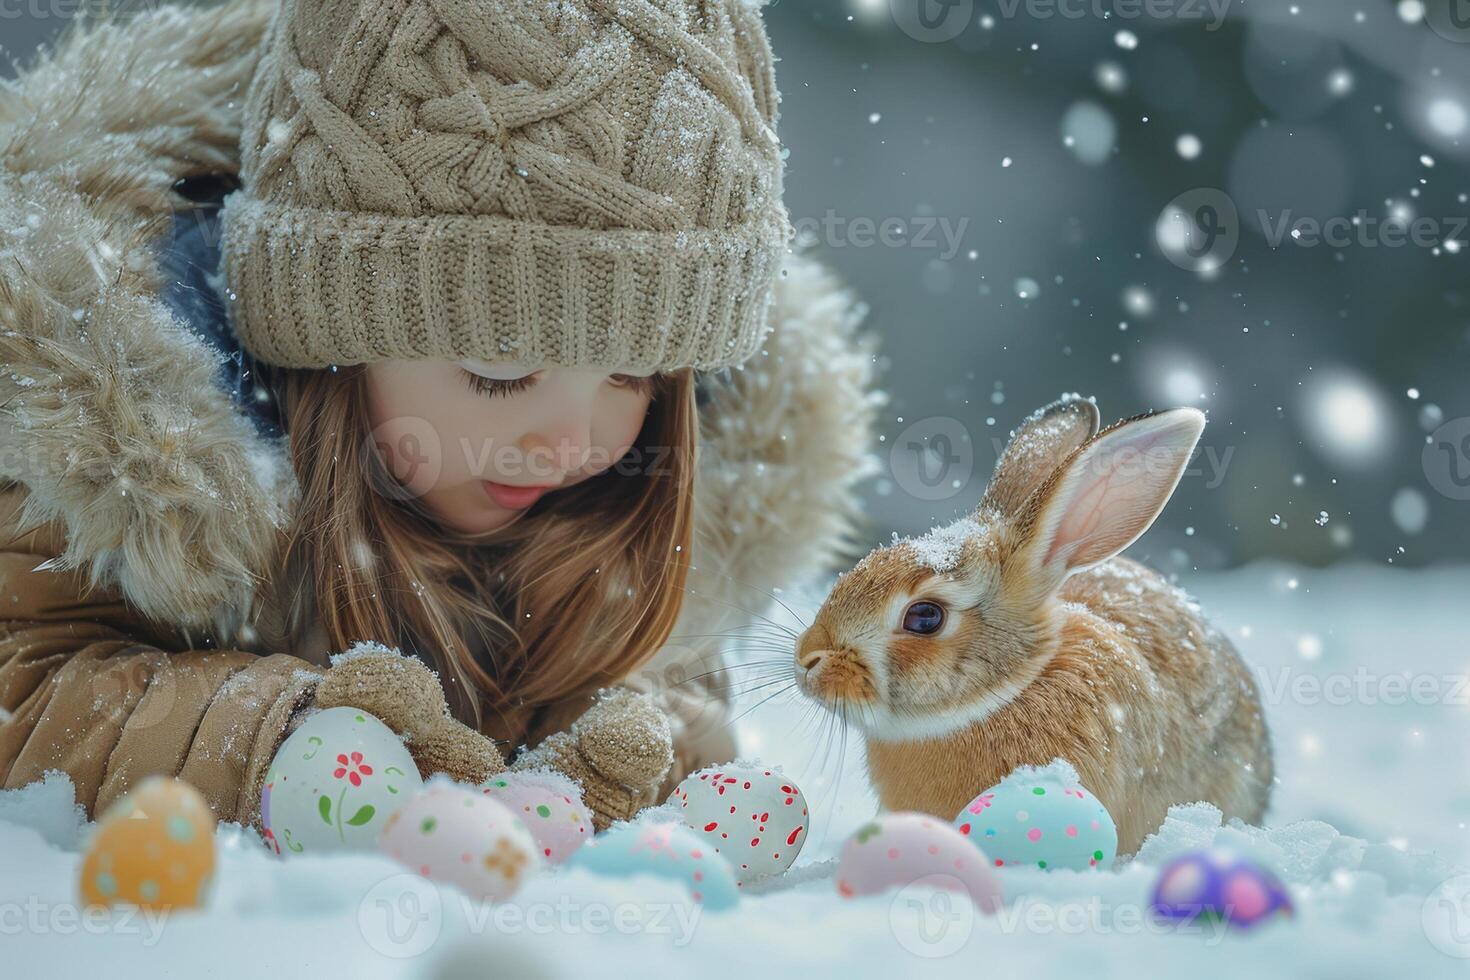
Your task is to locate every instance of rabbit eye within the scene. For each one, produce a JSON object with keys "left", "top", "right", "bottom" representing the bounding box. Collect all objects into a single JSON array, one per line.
[{"left": 902, "top": 601, "right": 945, "bottom": 635}]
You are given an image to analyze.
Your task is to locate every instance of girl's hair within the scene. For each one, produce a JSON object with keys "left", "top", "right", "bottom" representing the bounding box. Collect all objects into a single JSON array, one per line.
[{"left": 272, "top": 366, "right": 696, "bottom": 732}]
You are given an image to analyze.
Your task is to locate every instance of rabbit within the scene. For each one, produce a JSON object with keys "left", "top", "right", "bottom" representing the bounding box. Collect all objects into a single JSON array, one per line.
[{"left": 794, "top": 397, "right": 1272, "bottom": 854}]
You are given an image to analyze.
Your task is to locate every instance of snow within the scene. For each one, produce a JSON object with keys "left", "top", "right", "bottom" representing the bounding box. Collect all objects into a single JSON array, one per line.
[{"left": 4, "top": 564, "right": 1469, "bottom": 977}]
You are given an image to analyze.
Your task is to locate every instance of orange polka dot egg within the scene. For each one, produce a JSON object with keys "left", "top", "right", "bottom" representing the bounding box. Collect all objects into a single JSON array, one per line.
[
  {"left": 479, "top": 770, "right": 592, "bottom": 864},
  {"left": 80, "top": 777, "right": 216, "bottom": 911},
  {"left": 952, "top": 760, "right": 1117, "bottom": 872},
  {"left": 380, "top": 780, "right": 541, "bottom": 901}
]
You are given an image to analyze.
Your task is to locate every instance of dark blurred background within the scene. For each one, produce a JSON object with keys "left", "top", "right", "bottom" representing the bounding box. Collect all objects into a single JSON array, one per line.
[{"left": 5, "top": 0, "right": 1469, "bottom": 568}]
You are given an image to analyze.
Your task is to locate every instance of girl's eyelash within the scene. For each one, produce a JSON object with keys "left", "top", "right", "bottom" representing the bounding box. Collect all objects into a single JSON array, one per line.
[
  {"left": 610, "top": 374, "right": 657, "bottom": 395},
  {"left": 462, "top": 371, "right": 537, "bottom": 398},
  {"left": 460, "top": 371, "right": 656, "bottom": 398}
]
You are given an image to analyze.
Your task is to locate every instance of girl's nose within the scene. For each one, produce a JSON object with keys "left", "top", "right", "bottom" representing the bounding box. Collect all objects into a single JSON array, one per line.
[{"left": 517, "top": 419, "right": 593, "bottom": 478}]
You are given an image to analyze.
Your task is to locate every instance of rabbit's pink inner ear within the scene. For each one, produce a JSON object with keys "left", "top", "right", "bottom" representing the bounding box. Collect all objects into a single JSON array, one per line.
[{"left": 1033, "top": 409, "right": 1206, "bottom": 577}]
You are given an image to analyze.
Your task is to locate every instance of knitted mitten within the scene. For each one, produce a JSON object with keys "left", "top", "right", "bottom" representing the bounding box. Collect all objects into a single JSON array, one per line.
[
  {"left": 309, "top": 646, "right": 508, "bottom": 786},
  {"left": 511, "top": 689, "right": 675, "bottom": 832}
]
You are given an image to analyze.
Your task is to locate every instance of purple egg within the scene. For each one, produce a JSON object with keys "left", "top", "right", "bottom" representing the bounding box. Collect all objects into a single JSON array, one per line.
[{"left": 1149, "top": 849, "right": 1293, "bottom": 930}]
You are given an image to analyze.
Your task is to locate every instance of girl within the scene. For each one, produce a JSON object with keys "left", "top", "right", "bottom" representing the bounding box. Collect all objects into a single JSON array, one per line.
[{"left": 0, "top": 0, "right": 876, "bottom": 831}]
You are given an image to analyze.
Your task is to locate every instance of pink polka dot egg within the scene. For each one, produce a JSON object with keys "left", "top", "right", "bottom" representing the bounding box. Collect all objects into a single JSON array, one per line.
[
  {"left": 667, "top": 763, "right": 809, "bottom": 884},
  {"left": 479, "top": 770, "right": 592, "bottom": 865},
  {"left": 379, "top": 779, "right": 541, "bottom": 902},
  {"left": 953, "top": 760, "right": 1117, "bottom": 872},
  {"left": 835, "top": 812, "right": 1003, "bottom": 914}
]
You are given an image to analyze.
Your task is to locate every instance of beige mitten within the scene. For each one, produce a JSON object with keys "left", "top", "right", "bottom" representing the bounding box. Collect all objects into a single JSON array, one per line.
[
  {"left": 309, "top": 645, "right": 508, "bottom": 786},
  {"left": 511, "top": 689, "right": 675, "bottom": 831}
]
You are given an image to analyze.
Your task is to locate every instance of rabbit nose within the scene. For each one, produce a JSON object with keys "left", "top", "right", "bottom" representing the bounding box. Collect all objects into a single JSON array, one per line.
[{"left": 797, "top": 646, "right": 829, "bottom": 672}]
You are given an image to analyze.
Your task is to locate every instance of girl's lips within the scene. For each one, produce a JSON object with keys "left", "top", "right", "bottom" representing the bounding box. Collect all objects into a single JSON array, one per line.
[{"left": 482, "top": 481, "right": 557, "bottom": 510}]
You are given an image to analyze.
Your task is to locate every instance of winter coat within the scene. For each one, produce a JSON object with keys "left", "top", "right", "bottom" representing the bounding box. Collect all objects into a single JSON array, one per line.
[{"left": 0, "top": 0, "right": 878, "bottom": 825}]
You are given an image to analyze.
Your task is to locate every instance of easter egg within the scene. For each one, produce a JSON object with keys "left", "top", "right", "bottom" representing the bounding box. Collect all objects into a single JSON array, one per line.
[
  {"left": 667, "top": 764, "right": 809, "bottom": 883},
  {"left": 953, "top": 764, "right": 1117, "bottom": 871},
  {"left": 261, "top": 706, "right": 422, "bottom": 855},
  {"left": 835, "top": 812, "right": 1003, "bottom": 913},
  {"left": 380, "top": 781, "right": 542, "bottom": 901},
  {"left": 480, "top": 770, "right": 592, "bottom": 864},
  {"left": 80, "top": 777, "right": 216, "bottom": 910},
  {"left": 1150, "top": 849, "right": 1294, "bottom": 929},
  {"left": 567, "top": 820, "right": 739, "bottom": 911}
]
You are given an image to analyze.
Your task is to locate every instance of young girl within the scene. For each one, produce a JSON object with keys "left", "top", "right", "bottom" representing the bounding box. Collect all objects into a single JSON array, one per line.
[{"left": 0, "top": 0, "right": 876, "bottom": 831}]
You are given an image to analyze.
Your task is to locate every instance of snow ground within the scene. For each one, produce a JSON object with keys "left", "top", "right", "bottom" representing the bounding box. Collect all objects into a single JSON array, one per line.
[{"left": 3, "top": 564, "right": 1469, "bottom": 978}]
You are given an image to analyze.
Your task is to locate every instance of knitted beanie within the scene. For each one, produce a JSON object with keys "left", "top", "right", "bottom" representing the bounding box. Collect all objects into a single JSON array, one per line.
[{"left": 220, "top": 0, "right": 790, "bottom": 372}]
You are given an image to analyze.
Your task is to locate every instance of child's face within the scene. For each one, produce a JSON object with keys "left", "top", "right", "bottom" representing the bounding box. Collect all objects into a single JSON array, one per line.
[{"left": 364, "top": 358, "right": 656, "bottom": 534}]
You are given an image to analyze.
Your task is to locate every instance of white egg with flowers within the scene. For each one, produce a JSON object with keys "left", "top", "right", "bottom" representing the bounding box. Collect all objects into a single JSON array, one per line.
[{"left": 260, "top": 706, "right": 423, "bottom": 856}]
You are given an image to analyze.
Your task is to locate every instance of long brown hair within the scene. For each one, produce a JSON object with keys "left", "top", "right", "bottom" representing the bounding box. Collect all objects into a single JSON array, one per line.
[{"left": 272, "top": 366, "right": 696, "bottom": 734}]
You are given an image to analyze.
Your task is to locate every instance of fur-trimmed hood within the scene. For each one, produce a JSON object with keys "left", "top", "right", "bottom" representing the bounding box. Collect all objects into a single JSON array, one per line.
[{"left": 0, "top": 1, "right": 880, "bottom": 644}]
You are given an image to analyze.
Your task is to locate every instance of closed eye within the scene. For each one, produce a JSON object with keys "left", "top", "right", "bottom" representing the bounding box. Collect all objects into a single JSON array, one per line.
[
  {"left": 462, "top": 370, "right": 539, "bottom": 398},
  {"left": 609, "top": 373, "right": 657, "bottom": 396}
]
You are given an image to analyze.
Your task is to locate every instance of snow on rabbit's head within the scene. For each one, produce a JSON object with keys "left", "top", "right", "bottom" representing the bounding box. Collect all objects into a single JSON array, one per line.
[{"left": 794, "top": 396, "right": 1204, "bottom": 742}]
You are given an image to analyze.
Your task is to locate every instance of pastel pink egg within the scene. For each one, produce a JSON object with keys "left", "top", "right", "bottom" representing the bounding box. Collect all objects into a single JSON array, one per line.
[
  {"left": 379, "top": 781, "right": 541, "bottom": 901},
  {"left": 835, "top": 812, "right": 1003, "bottom": 914},
  {"left": 479, "top": 771, "right": 593, "bottom": 865}
]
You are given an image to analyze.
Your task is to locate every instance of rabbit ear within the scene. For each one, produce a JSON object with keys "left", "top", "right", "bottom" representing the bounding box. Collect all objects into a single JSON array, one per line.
[
  {"left": 981, "top": 396, "right": 1101, "bottom": 518},
  {"left": 1013, "top": 409, "right": 1205, "bottom": 589}
]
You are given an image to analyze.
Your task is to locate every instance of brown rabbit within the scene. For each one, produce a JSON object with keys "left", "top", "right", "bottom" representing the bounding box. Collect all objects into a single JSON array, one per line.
[{"left": 795, "top": 397, "right": 1272, "bottom": 854}]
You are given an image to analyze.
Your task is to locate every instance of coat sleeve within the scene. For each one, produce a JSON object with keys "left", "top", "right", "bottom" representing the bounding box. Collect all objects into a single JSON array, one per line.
[{"left": 0, "top": 488, "right": 322, "bottom": 826}]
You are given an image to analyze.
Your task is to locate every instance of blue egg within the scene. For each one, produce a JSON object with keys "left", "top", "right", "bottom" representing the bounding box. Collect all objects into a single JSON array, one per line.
[
  {"left": 567, "top": 821, "right": 739, "bottom": 911},
  {"left": 952, "top": 763, "right": 1117, "bottom": 871}
]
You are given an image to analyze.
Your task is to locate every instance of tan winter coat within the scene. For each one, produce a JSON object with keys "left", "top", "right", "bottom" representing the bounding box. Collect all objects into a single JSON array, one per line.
[{"left": 0, "top": 2, "right": 878, "bottom": 827}]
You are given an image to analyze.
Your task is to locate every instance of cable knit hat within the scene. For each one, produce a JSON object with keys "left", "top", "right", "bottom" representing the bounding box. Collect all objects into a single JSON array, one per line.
[{"left": 220, "top": 0, "right": 790, "bottom": 371}]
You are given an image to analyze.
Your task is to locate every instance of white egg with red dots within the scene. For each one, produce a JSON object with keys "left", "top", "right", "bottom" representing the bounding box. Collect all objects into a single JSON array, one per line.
[
  {"left": 667, "top": 764, "right": 809, "bottom": 883},
  {"left": 952, "top": 759, "right": 1117, "bottom": 872}
]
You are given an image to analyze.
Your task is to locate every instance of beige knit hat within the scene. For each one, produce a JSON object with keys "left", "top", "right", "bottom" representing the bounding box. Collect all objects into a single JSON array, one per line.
[{"left": 220, "top": 0, "right": 790, "bottom": 372}]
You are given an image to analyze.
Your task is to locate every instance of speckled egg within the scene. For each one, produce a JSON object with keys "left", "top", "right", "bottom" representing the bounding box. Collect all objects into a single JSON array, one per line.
[
  {"left": 567, "top": 820, "right": 739, "bottom": 911},
  {"left": 667, "top": 764, "right": 809, "bottom": 884},
  {"left": 953, "top": 762, "right": 1117, "bottom": 871},
  {"left": 380, "top": 781, "right": 542, "bottom": 901},
  {"left": 261, "top": 706, "right": 423, "bottom": 856},
  {"left": 835, "top": 812, "right": 1003, "bottom": 913},
  {"left": 1150, "top": 849, "right": 1294, "bottom": 929},
  {"left": 479, "top": 770, "right": 592, "bottom": 864},
  {"left": 80, "top": 777, "right": 216, "bottom": 910}
]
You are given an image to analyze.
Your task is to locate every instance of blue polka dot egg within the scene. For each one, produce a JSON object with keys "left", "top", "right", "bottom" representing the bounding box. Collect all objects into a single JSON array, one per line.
[{"left": 952, "top": 760, "right": 1117, "bottom": 871}]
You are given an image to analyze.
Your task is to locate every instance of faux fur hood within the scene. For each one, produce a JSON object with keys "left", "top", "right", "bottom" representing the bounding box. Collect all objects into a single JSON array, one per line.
[{"left": 0, "top": 1, "right": 880, "bottom": 641}]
